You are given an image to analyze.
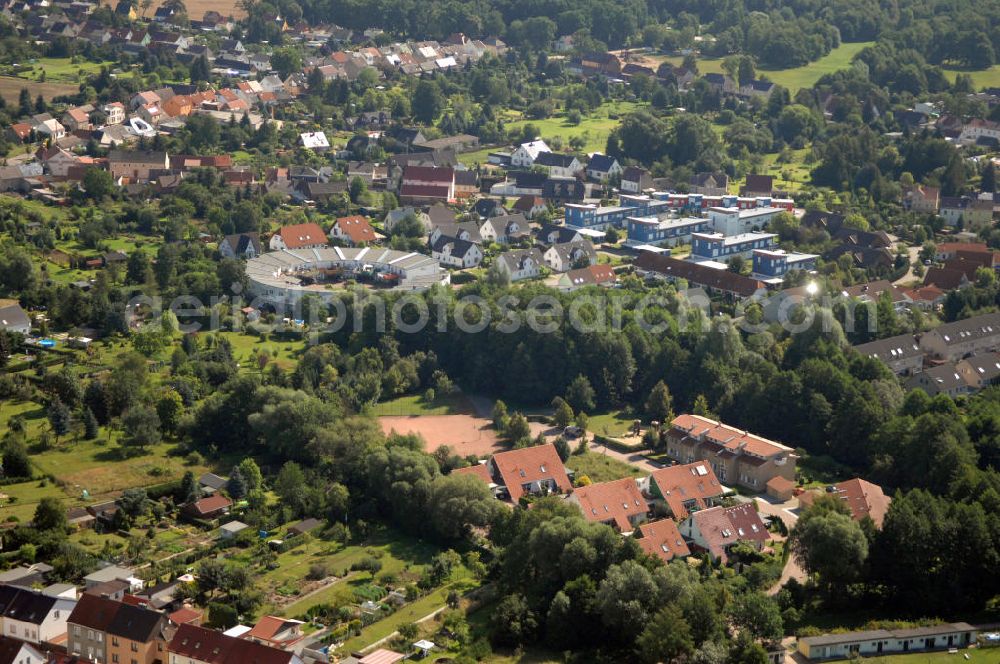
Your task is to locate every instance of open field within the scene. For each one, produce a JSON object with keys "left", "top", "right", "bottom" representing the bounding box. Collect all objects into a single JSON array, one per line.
[
  {"left": 379, "top": 414, "right": 503, "bottom": 455},
  {"left": 100, "top": 0, "right": 247, "bottom": 19},
  {"left": 761, "top": 42, "right": 873, "bottom": 91},
  {"left": 943, "top": 66, "right": 1000, "bottom": 90},
  {"left": 586, "top": 409, "right": 638, "bottom": 437},
  {"left": 656, "top": 42, "right": 873, "bottom": 92},
  {"left": 3, "top": 57, "right": 114, "bottom": 84},
  {"left": 565, "top": 450, "right": 644, "bottom": 482},
  {"left": 0, "top": 77, "right": 79, "bottom": 104}
]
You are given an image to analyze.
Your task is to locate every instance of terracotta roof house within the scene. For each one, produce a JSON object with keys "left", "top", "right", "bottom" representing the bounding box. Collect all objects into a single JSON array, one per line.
[
  {"left": 645, "top": 461, "right": 724, "bottom": 519},
  {"left": 330, "top": 215, "right": 377, "bottom": 246},
  {"left": 765, "top": 475, "right": 796, "bottom": 501},
  {"left": 486, "top": 443, "right": 572, "bottom": 502},
  {"left": 636, "top": 519, "right": 691, "bottom": 563},
  {"left": 268, "top": 222, "right": 328, "bottom": 251},
  {"left": 246, "top": 616, "right": 305, "bottom": 649},
  {"left": 799, "top": 478, "right": 891, "bottom": 528},
  {"left": 558, "top": 264, "right": 617, "bottom": 291},
  {"left": 182, "top": 495, "right": 232, "bottom": 520},
  {"left": 168, "top": 623, "right": 302, "bottom": 664},
  {"left": 452, "top": 463, "right": 494, "bottom": 485},
  {"left": 664, "top": 414, "right": 796, "bottom": 492},
  {"left": 634, "top": 252, "right": 765, "bottom": 299},
  {"left": 680, "top": 503, "right": 769, "bottom": 563},
  {"left": 568, "top": 478, "right": 649, "bottom": 532},
  {"left": 359, "top": 649, "right": 406, "bottom": 664}
]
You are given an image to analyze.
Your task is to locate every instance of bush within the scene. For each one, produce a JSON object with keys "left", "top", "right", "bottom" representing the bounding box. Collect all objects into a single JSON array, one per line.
[{"left": 307, "top": 563, "right": 329, "bottom": 581}]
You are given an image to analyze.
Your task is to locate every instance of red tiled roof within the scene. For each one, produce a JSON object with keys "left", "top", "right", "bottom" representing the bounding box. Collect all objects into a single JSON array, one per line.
[
  {"left": 334, "top": 215, "right": 377, "bottom": 244},
  {"left": 168, "top": 607, "right": 202, "bottom": 625},
  {"left": 275, "top": 222, "right": 328, "bottom": 249},
  {"left": 359, "top": 649, "right": 406, "bottom": 664},
  {"left": 570, "top": 477, "right": 647, "bottom": 531},
  {"left": 670, "top": 414, "right": 792, "bottom": 459},
  {"left": 801, "top": 478, "right": 891, "bottom": 527},
  {"left": 187, "top": 495, "right": 231, "bottom": 516},
  {"left": 649, "top": 462, "right": 724, "bottom": 519},
  {"left": 169, "top": 623, "right": 295, "bottom": 664},
  {"left": 904, "top": 284, "right": 945, "bottom": 302},
  {"left": 490, "top": 443, "right": 572, "bottom": 502},
  {"left": 690, "top": 504, "right": 768, "bottom": 563},
  {"left": 452, "top": 464, "right": 493, "bottom": 484},
  {"left": 637, "top": 518, "right": 690, "bottom": 562},
  {"left": 723, "top": 503, "right": 769, "bottom": 543},
  {"left": 402, "top": 165, "right": 454, "bottom": 184}
]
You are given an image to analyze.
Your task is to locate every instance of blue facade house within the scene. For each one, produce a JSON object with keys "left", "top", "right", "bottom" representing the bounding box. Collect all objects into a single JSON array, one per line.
[
  {"left": 565, "top": 195, "right": 671, "bottom": 230},
  {"left": 690, "top": 232, "right": 777, "bottom": 262},
  {"left": 626, "top": 216, "right": 709, "bottom": 247},
  {"left": 751, "top": 248, "right": 818, "bottom": 283}
]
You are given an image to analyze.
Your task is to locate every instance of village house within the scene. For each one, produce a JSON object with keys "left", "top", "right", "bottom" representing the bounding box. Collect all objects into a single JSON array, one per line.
[
  {"left": 512, "top": 195, "right": 548, "bottom": 219},
  {"left": 398, "top": 166, "right": 455, "bottom": 204},
  {"left": 61, "top": 105, "right": 93, "bottom": 131},
  {"left": 620, "top": 166, "right": 653, "bottom": 194},
  {"left": 168, "top": 623, "right": 303, "bottom": 664},
  {"left": 218, "top": 232, "right": 261, "bottom": 260},
  {"left": 741, "top": 174, "right": 773, "bottom": 197},
  {"left": 510, "top": 139, "right": 551, "bottom": 168},
  {"left": 853, "top": 333, "right": 924, "bottom": 375},
  {"left": 245, "top": 616, "right": 304, "bottom": 650},
  {"left": 68, "top": 594, "right": 173, "bottom": 664},
  {"left": 533, "top": 152, "right": 583, "bottom": 178},
  {"left": 690, "top": 171, "right": 730, "bottom": 195},
  {"left": 635, "top": 519, "right": 691, "bottom": 563},
  {"left": 0, "top": 636, "right": 44, "bottom": 664},
  {"left": 663, "top": 414, "right": 796, "bottom": 491},
  {"left": 268, "top": 222, "right": 328, "bottom": 251},
  {"left": 585, "top": 154, "right": 622, "bottom": 182},
  {"left": 330, "top": 215, "right": 377, "bottom": 246},
  {"left": 479, "top": 214, "right": 529, "bottom": 244},
  {"left": 557, "top": 264, "right": 617, "bottom": 291},
  {"left": 680, "top": 503, "right": 770, "bottom": 563},
  {"left": 798, "top": 478, "right": 891, "bottom": 528},
  {"left": 0, "top": 584, "right": 76, "bottom": 646},
  {"left": 430, "top": 235, "right": 483, "bottom": 269},
  {"left": 939, "top": 195, "right": 994, "bottom": 228},
  {"left": 108, "top": 150, "right": 170, "bottom": 182},
  {"left": 903, "top": 184, "right": 940, "bottom": 214},
  {"left": 919, "top": 312, "right": 1000, "bottom": 361},
  {"left": 956, "top": 352, "right": 1000, "bottom": 389},
  {"left": 182, "top": 495, "right": 232, "bottom": 521},
  {"left": 905, "top": 363, "right": 973, "bottom": 398},
  {"left": 542, "top": 240, "right": 598, "bottom": 272},
  {"left": 567, "top": 478, "right": 649, "bottom": 533},
  {"left": 497, "top": 248, "right": 545, "bottom": 282},
  {"left": 486, "top": 443, "right": 572, "bottom": 502},
  {"left": 644, "top": 461, "right": 725, "bottom": 520}
]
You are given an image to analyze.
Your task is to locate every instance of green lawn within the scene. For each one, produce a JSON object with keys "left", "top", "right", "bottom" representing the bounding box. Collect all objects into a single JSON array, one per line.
[
  {"left": 586, "top": 409, "right": 637, "bottom": 438},
  {"left": 943, "top": 65, "right": 1000, "bottom": 90},
  {"left": 370, "top": 393, "right": 476, "bottom": 417},
  {"left": 566, "top": 450, "right": 644, "bottom": 483},
  {"left": 5, "top": 57, "right": 114, "bottom": 84},
  {"left": 860, "top": 649, "right": 995, "bottom": 664},
  {"left": 761, "top": 42, "right": 874, "bottom": 91},
  {"left": 215, "top": 330, "right": 310, "bottom": 371},
  {"left": 506, "top": 101, "right": 642, "bottom": 154},
  {"left": 659, "top": 41, "right": 874, "bottom": 92}
]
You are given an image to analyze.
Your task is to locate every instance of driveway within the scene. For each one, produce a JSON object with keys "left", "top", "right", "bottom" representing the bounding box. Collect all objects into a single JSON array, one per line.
[
  {"left": 894, "top": 245, "right": 922, "bottom": 286},
  {"left": 755, "top": 496, "right": 807, "bottom": 594}
]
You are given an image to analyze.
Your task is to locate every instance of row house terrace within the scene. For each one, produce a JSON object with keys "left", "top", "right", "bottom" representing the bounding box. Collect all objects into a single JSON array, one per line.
[{"left": 663, "top": 414, "right": 796, "bottom": 492}]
